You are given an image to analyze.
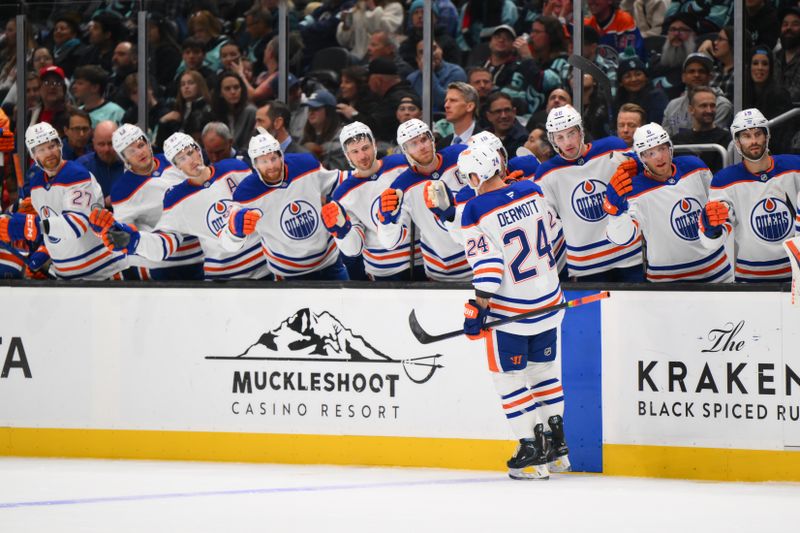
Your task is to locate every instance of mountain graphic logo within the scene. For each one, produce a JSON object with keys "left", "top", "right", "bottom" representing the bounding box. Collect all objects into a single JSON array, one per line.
[{"left": 206, "top": 308, "right": 443, "bottom": 384}]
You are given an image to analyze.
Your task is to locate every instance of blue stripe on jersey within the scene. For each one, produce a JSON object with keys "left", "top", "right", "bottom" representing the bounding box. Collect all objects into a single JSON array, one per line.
[
  {"left": 711, "top": 155, "right": 800, "bottom": 189},
  {"left": 501, "top": 387, "right": 529, "bottom": 400},
  {"left": 473, "top": 276, "right": 502, "bottom": 285},
  {"left": 566, "top": 239, "right": 612, "bottom": 252},
  {"left": 474, "top": 257, "right": 504, "bottom": 268},
  {"left": 533, "top": 378, "right": 559, "bottom": 388},
  {"left": 701, "top": 264, "right": 732, "bottom": 282},
  {"left": 426, "top": 265, "right": 472, "bottom": 276},
  {"left": 204, "top": 242, "right": 262, "bottom": 264},
  {"left": 205, "top": 259, "right": 267, "bottom": 279},
  {"left": 736, "top": 256, "right": 790, "bottom": 266},
  {"left": 648, "top": 245, "right": 725, "bottom": 271},
  {"left": 492, "top": 286, "right": 561, "bottom": 305},
  {"left": 363, "top": 257, "right": 409, "bottom": 269},
  {"left": 419, "top": 241, "right": 465, "bottom": 262},
  {"left": 542, "top": 397, "right": 565, "bottom": 406},
  {"left": 507, "top": 155, "right": 539, "bottom": 177},
  {"left": 164, "top": 251, "right": 204, "bottom": 262},
  {"left": 56, "top": 254, "right": 126, "bottom": 280},
  {"left": 567, "top": 245, "right": 642, "bottom": 271},
  {"left": 50, "top": 243, "right": 107, "bottom": 263},
  {"left": 268, "top": 237, "right": 334, "bottom": 261},
  {"left": 63, "top": 213, "right": 84, "bottom": 238}
]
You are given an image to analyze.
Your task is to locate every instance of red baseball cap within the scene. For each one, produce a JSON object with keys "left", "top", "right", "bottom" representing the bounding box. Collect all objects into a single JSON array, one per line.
[{"left": 39, "top": 65, "right": 66, "bottom": 81}]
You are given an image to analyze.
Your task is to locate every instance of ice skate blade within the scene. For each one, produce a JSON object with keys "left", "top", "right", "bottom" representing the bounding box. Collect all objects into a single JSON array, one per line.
[
  {"left": 548, "top": 456, "right": 571, "bottom": 473},
  {"left": 508, "top": 465, "right": 550, "bottom": 480}
]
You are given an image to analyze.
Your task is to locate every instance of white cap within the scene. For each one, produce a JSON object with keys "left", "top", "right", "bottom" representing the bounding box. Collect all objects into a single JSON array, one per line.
[
  {"left": 468, "top": 130, "right": 508, "bottom": 164},
  {"left": 163, "top": 132, "right": 199, "bottom": 166},
  {"left": 397, "top": 118, "right": 434, "bottom": 166},
  {"left": 339, "top": 121, "right": 375, "bottom": 168},
  {"left": 112, "top": 124, "right": 147, "bottom": 158},
  {"left": 248, "top": 130, "right": 281, "bottom": 161},
  {"left": 633, "top": 122, "right": 672, "bottom": 158},
  {"left": 458, "top": 143, "right": 502, "bottom": 192},
  {"left": 545, "top": 105, "right": 584, "bottom": 157},
  {"left": 25, "top": 122, "right": 61, "bottom": 158}
]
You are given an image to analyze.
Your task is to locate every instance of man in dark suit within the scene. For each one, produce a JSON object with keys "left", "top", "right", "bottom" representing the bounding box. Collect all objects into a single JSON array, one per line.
[
  {"left": 256, "top": 101, "right": 310, "bottom": 155},
  {"left": 435, "top": 81, "right": 484, "bottom": 150}
]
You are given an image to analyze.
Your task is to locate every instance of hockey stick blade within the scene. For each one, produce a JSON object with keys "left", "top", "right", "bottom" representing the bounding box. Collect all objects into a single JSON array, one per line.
[
  {"left": 408, "top": 291, "right": 610, "bottom": 344},
  {"left": 567, "top": 55, "right": 611, "bottom": 91}
]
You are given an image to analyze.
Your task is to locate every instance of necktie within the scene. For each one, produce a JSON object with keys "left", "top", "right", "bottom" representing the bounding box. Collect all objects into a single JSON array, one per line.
[{"left": 452, "top": 135, "right": 461, "bottom": 145}]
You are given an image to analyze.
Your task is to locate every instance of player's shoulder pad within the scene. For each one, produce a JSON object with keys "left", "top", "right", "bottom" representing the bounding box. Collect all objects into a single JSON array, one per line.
[
  {"left": 588, "top": 136, "right": 628, "bottom": 158},
  {"left": 454, "top": 185, "right": 475, "bottom": 206},
  {"left": 390, "top": 165, "right": 426, "bottom": 192},
  {"left": 380, "top": 153, "right": 409, "bottom": 174},
  {"left": 710, "top": 162, "right": 748, "bottom": 188},
  {"left": 56, "top": 160, "right": 93, "bottom": 186},
  {"left": 111, "top": 171, "right": 149, "bottom": 204},
  {"left": 771, "top": 154, "right": 800, "bottom": 175},
  {"left": 533, "top": 154, "right": 567, "bottom": 181},
  {"left": 285, "top": 152, "right": 322, "bottom": 180},
  {"left": 461, "top": 181, "right": 543, "bottom": 227},
  {"left": 674, "top": 155, "right": 709, "bottom": 175},
  {"left": 439, "top": 143, "right": 467, "bottom": 168},
  {"left": 508, "top": 155, "right": 540, "bottom": 178},
  {"left": 152, "top": 153, "right": 173, "bottom": 176},
  {"left": 163, "top": 179, "right": 199, "bottom": 210},
  {"left": 233, "top": 171, "right": 269, "bottom": 202},
  {"left": 331, "top": 171, "right": 366, "bottom": 202},
  {"left": 213, "top": 157, "right": 252, "bottom": 176}
]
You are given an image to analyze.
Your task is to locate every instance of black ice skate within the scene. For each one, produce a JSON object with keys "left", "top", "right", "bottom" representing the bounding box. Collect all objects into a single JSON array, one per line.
[
  {"left": 507, "top": 423, "right": 549, "bottom": 480},
  {"left": 546, "top": 415, "right": 571, "bottom": 473}
]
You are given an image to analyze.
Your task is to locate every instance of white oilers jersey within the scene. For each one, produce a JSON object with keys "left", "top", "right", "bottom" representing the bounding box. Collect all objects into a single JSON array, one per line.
[
  {"left": 220, "top": 153, "right": 340, "bottom": 278},
  {"left": 461, "top": 180, "right": 564, "bottom": 336},
  {"left": 30, "top": 161, "right": 127, "bottom": 280},
  {"left": 534, "top": 137, "right": 642, "bottom": 277},
  {"left": 377, "top": 144, "right": 472, "bottom": 281},
  {"left": 607, "top": 156, "right": 733, "bottom": 282},
  {"left": 146, "top": 158, "right": 269, "bottom": 280},
  {"left": 332, "top": 153, "right": 413, "bottom": 277},
  {"left": 110, "top": 153, "right": 203, "bottom": 275},
  {"left": 700, "top": 155, "right": 800, "bottom": 282}
]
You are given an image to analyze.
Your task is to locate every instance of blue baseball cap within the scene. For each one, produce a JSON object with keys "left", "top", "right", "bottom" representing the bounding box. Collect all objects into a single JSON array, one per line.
[{"left": 302, "top": 89, "right": 337, "bottom": 108}]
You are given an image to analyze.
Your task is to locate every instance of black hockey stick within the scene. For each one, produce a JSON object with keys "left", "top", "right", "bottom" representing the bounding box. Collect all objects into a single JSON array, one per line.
[
  {"left": 567, "top": 54, "right": 614, "bottom": 125},
  {"left": 408, "top": 291, "right": 610, "bottom": 344}
]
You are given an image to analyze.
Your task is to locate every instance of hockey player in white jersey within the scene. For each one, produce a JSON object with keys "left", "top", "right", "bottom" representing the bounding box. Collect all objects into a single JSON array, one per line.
[
  {"left": 376, "top": 118, "right": 471, "bottom": 281},
  {"left": 99, "top": 132, "right": 270, "bottom": 280},
  {"left": 535, "top": 105, "right": 644, "bottom": 281},
  {"left": 603, "top": 123, "right": 733, "bottom": 282},
  {"left": 699, "top": 108, "right": 800, "bottom": 282},
  {"left": 321, "top": 122, "right": 416, "bottom": 280},
  {"left": 458, "top": 142, "right": 570, "bottom": 480},
  {"left": 219, "top": 131, "right": 348, "bottom": 280},
  {"left": 98, "top": 124, "right": 204, "bottom": 280},
  {"left": 1, "top": 122, "right": 127, "bottom": 280}
]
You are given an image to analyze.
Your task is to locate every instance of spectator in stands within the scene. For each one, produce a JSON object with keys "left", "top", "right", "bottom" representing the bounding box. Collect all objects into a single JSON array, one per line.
[
  {"left": 202, "top": 122, "right": 248, "bottom": 164},
  {"left": 407, "top": 40, "right": 466, "bottom": 114},
  {"left": 242, "top": 7, "right": 273, "bottom": 79},
  {"left": 614, "top": 56, "right": 668, "bottom": 124},
  {"left": 76, "top": 121, "right": 122, "bottom": 204},
  {"left": 336, "top": 65, "right": 378, "bottom": 127},
  {"left": 477, "top": 25, "right": 520, "bottom": 90},
  {"left": 620, "top": 0, "right": 668, "bottom": 37},
  {"left": 665, "top": 1, "right": 732, "bottom": 35},
  {"left": 456, "top": 0, "right": 520, "bottom": 54},
  {"left": 211, "top": 71, "right": 257, "bottom": 152},
  {"left": 775, "top": 6, "right": 800, "bottom": 103},
  {"left": 255, "top": 100, "right": 309, "bottom": 154},
  {"left": 71, "top": 66, "right": 126, "bottom": 127},
  {"left": 300, "top": 0, "right": 357, "bottom": 68},
  {"left": 241, "top": 33, "right": 304, "bottom": 106},
  {"left": 663, "top": 53, "right": 733, "bottom": 137},
  {"left": 582, "top": 74, "right": 611, "bottom": 140},
  {"left": 147, "top": 12, "right": 182, "bottom": 93},
  {"left": 526, "top": 86, "right": 571, "bottom": 130},
  {"left": 672, "top": 85, "right": 732, "bottom": 172},
  {"left": 467, "top": 66, "right": 493, "bottom": 101},
  {"left": 301, "top": 89, "right": 347, "bottom": 169},
  {"left": 366, "top": 57, "right": 415, "bottom": 144},
  {"left": 120, "top": 74, "right": 171, "bottom": 129},
  {"left": 2, "top": 44, "right": 51, "bottom": 111},
  {"left": 32, "top": 46, "right": 54, "bottom": 74},
  {"left": 82, "top": 11, "right": 125, "bottom": 74},
  {"left": 51, "top": 12, "right": 85, "bottom": 78},
  {"left": 396, "top": 93, "right": 423, "bottom": 125},
  {"left": 583, "top": 25, "right": 617, "bottom": 98},
  {"left": 745, "top": 46, "right": 795, "bottom": 153},
  {"left": 157, "top": 70, "right": 213, "bottom": 148},
  {"left": 169, "top": 37, "right": 218, "bottom": 99},
  {"left": 61, "top": 109, "right": 93, "bottom": 161},
  {"left": 523, "top": 125, "right": 555, "bottom": 162},
  {"left": 37, "top": 66, "right": 70, "bottom": 133},
  {"left": 650, "top": 13, "right": 698, "bottom": 100},
  {"left": 435, "top": 82, "right": 482, "bottom": 149},
  {"left": 706, "top": 26, "right": 735, "bottom": 101},
  {"left": 400, "top": 0, "right": 460, "bottom": 67},
  {"left": 512, "top": 15, "right": 571, "bottom": 114},
  {"left": 615, "top": 102, "right": 646, "bottom": 147},
  {"left": 485, "top": 91, "right": 528, "bottom": 156},
  {"left": 336, "top": 0, "right": 404, "bottom": 60},
  {"left": 24, "top": 72, "right": 42, "bottom": 124},
  {"left": 266, "top": 74, "right": 309, "bottom": 141},
  {"left": 187, "top": 10, "right": 228, "bottom": 73},
  {"left": 366, "top": 31, "right": 413, "bottom": 78},
  {"left": 109, "top": 42, "right": 137, "bottom": 106},
  {"left": 746, "top": 0, "right": 779, "bottom": 49},
  {"left": 585, "top": 0, "right": 646, "bottom": 60},
  {"left": 219, "top": 42, "right": 243, "bottom": 75},
  {"left": 434, "top": 0, "right": 461, "bottom": 38}
]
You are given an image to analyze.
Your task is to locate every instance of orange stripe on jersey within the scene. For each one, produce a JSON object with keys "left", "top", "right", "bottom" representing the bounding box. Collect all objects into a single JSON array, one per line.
[
  {"left": 786, "top": 240, "right": 800, "bottom": 262},
  {"left": 502, "top": 393, "right": 535, "bottom": 410},
  {"left": 176, "top": 241, "right": 200, "bottom": 252},
  {"left": 485, "top": 332, "right": 500, "bottom": 373},
  {"left": 67, "top": 213, "right": 88, "bottom": 233},
  {"left": 0, "top": 251, "right": 24, "bottom": 266},
  {"left": 57, "top": 249, "right": 113, "bottom": 272},
  {"left": 204, "top": 250, "right": 264, "bottom": 272},
  {"left": 473, "top": 267, "right": 504, "bottom": 276},
  {"left": 533, "top": 385, "right": 563, "bottom": 397},
  {"left": 420, "top": 252, "right": 468, "bottom": 270},
  {"left": 362, "top": 248, "right": 411, "bottom": 260},
  {"left": 491, "top": 292, "right": 562, "bottom": 315},
  {"left": 647, "top": 253, "right": 730, "bottom": 280},
  {"left": 567, "top": 235, "right": 642, "bottom": 262},
  {"left": 139, "top": 267, "right": 150, "bottom": 280},
  {"left": 735, "top": 265, "right": 792, "bottom": 276},
  {"left": 264, "top": 242, "right": 336, "bottom": 269}
]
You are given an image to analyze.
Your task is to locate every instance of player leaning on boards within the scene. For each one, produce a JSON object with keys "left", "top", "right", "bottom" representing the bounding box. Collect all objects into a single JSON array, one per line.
[
  {"left": 603, "top": 123, "right": 733, "bottom": 282},
  {"left": 698, "top": 108, "right": 800, "bottom": 282},
  {"left": 93, "top": 124, "right": 204, "bottom": 281},
  {"left": 0, "top": 122, "right": 128, "bottom": 280},
  {"left": 219, "top": 130, "right": 348, "bottom": 281},
  {"left": 534, "top": 105, "right": 644, "bottom": 282},
  {"left": 95, "top": 132, "right": 271, "bottom": 280},
  {"left": 376, "top": 118, "right": 471, "bottom": 281},
  {"left": 457, "top": 142, "right": 569, "bottom": 480},
  {"left": 321, "top": 122, "right": 415, "bottom": 281}
]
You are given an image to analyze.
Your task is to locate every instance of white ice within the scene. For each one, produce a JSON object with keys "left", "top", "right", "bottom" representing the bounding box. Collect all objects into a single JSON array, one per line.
[{"left": 1, "top": 458, "right": 798, "bottom": 533}]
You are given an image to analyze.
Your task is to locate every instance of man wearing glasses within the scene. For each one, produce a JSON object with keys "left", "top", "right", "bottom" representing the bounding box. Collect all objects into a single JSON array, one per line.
[{"left": 485, "top": 92, "right": 527, "bottom": 157}]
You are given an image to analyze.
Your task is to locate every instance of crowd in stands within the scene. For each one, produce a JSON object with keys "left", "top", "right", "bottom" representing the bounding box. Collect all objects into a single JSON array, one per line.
[{"left": 0, "top": 0, "right": 799, "bottom": 283}]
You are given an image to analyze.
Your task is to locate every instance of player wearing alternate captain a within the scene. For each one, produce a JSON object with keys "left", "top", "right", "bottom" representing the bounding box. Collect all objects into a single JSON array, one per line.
[
  {"left": 220, "top": 130, "right": 348, "bottom": 280},
  {"left": 603, "top": 123, "right": 733, "bottom": 282},
  {"left": 376, "top": 118, "right": 471, "bottom": 281},
  {"left": 458, "top": 143, "right": 569, "bottom": 481},
  {"left": 97, "top": 124, "right": 204, "bottom": 280},
  {"left": 699, "top": 108, "right": 800, "bottom": 282},
  {"left": 535, "top": 105, "right": 644, "bottom": 282},
  {"left": 322, "top": 122, "right": 413, "bottom": 281},
  {"left": 2, "top": 122, "right": 127, "bottom": 280},
  {"left": 98, "top": 132, "right": 270, "bottom": 280}
]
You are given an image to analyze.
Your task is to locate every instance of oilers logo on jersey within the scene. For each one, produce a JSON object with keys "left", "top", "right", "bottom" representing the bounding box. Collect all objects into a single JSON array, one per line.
[
  {"left": 38, "top": 205, "right": 61, "bottom": 244},
  {"left": 670, "top": 198, "right": 703, "bottom": 241},
  {"left": 206, "top": 199, "right": 235, "bottom": 235},
  {"left": 280, "top": 200, "right": 319, "bottom": 240},
  {"left": 571, "top": 180, "right": 608, "bottom": 222},
  {"left": 750, "top": 197, "right": 793, "bottom": 242}
]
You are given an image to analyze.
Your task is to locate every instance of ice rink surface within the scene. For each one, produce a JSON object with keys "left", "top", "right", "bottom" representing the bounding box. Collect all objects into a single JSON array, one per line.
[{"left": 1, "top": 457, "right": 798, "bottom": 533}]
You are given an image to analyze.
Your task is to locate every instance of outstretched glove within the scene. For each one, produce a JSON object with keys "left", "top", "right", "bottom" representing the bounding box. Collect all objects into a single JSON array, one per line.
[
  {"left": 463, "top": 299, "right": 490, "bottom": 340},
  {"left": 377, "top": 188, "right": 403, "bottom": 224},
  {"left": 0, "top": 213, "right": 40, "bottom": 242},
  {"left": 89, "top": 207, "right": 115, "bottom": 236},
  {"left": 699, "top": 200, "right": 729, "bottom": 238},
  {"left": 423, "top": 180, "right": 455, "bottom": 222},
  {"left": 102, "top": 222, "right": 140, "bottom": 254},
  {"left": 229, "top": 208, "right": 262, "bottom": 238},
  {"left": 321, "top": 201, "right": 352, "bottom": 239},
  {"left": 603, "top": 160, "right": 637, "bottom": 215}
]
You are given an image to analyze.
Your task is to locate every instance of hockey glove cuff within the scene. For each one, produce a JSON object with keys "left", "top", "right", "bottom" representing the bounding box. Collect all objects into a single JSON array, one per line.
[{"left": 464, "top": 299, "right": 490, "bottom": 340}]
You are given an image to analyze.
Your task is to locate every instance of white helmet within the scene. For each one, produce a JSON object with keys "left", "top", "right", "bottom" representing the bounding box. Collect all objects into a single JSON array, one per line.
[
  {"left": 633, "top": 122, "right": 672, "bottom": 158},
  {"left": 25, "top": 122, "right": 61, "bottom": 159},
  {"left": 339, "top": 121, "right": 375, "bottom": 169},
  {"left": 163, "top": 132, "right": 199, "bottom": 166},
  {"left": 730, "top": 108, "right": 770, "bottom": 162},
  {"left": 397, "top": 118, "right": 434, "bottom": 166},
  {"left": 458, "top": 143, "right": 502, "bottom": 192},
  {"left": 248, "top": 130, "right": 281, "bottom": 161},
  {"left": 469, "top": 130, "right": 508, "bottom": 165},
  {"left": 112, "top": 124, "right": 148, "bottom": 161},
  {"left": 545, "top": 105, "right": 584, "bottom": 158}
]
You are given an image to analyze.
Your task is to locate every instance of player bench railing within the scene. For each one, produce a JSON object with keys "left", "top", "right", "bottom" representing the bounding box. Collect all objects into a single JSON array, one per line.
[{"left": 672, "top": 143, "right": 730, "bottom": 169}]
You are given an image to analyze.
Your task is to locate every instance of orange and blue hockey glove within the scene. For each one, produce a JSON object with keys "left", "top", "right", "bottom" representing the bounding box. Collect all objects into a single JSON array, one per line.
[
  {"left": 699, "top": 200, "right": 729, "bottom": 238},
  {"left": 377, "top": 188, "right": 403, "bottom": 224},
  {"left": 0, "top": 213, "right": 40, "bottom": 242},
  {"left": 322, "top": 201, "right": 352, "bottom": 239},
  {"left": 89, "top": 207, "right": 115, "bottom": 236},
  {"left": 423, "top": 180, "right": 455, "bottom": 222},
  {"left": 463, "top": 299, "right": 490, "bottom": 340},
  {"left": 229, "top": 208, "right": 262, "bottom": 238}
]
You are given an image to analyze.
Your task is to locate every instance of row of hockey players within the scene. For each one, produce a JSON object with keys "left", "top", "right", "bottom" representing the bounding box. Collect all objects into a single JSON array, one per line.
[{"left": 1, "top": 104, "right": 797, "bottom": 285}]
